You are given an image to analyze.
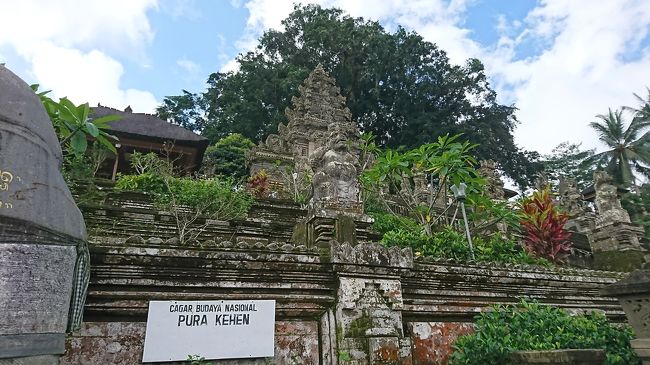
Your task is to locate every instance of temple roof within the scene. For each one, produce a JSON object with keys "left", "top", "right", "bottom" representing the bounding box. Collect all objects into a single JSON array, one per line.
[{"left": 91, "top": 105, "right": 208, "bottom": 145}]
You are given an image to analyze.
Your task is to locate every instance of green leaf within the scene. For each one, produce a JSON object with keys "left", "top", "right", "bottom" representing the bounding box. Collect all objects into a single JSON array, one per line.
[
  {"left": 70, "top": 131, "right": 87, "bottom": 155},
  {"left": 85, "top": 121, "right": 99, "bottom": 137},
  {"left": 91, "top": 114, "right": 120, "bottom": 128}
]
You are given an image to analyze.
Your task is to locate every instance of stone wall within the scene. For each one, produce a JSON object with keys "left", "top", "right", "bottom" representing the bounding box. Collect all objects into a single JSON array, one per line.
[{"left": 59, "top": 194, "right": 627, "bottom": 365}]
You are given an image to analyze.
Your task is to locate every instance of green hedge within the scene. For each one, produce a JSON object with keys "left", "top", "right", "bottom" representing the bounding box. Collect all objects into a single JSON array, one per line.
[
  {"left": 115, "top": 174, "right": 252, "bottom": 220},
  {"left": 449, "top": 300, "right": 638, "bottom": 365},
  {"left": 380, "top": 226, "right": 546, "bottom": 265}
]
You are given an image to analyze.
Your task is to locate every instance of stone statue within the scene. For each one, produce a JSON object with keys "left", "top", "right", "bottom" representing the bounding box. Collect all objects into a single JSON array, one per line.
[
  {"left": 478, "top": 159, "right": 505, "bottom": 200},
  {"left": 309, "top": 122, "right": 362, "bottom": 213},
  {"left": 593, "top": 171, "right": 631, "bottom": 226},
  {"left": 534, "top": 171, "right": 549, "bottom": 192},
  {"left": 558, "top": 176, "right": 587, "bottom": 218}
]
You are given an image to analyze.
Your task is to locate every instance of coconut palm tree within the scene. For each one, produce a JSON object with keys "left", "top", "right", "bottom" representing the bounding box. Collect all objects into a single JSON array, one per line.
[
  {"left": 623, "top": 87, "right": 650, "bottom": 122},
  {"left": 588, "top": 107, "right": 650, "bottom": 187}
]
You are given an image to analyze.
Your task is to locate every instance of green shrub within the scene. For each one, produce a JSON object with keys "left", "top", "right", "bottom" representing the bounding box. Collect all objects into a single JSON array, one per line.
[
  {"left": 380, "top": 226, "right": 546, "bottom": 265},
  {"left": 158, "top": 177, "right": 252, "bottom": 220},
  {"left": 370, "top": 212, "right": 421, "bottom": 235},
  {"left": 115, "top": 173, "right": 167, "bottom": 195},
  {"left": 115, "top": 174, "right": 252, "bottom": 221},
  {"left": 449, "top": 300, "right": 639, "bottom": 365}
]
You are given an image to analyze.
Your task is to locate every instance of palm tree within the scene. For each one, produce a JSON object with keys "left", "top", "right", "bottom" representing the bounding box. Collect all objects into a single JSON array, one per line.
[
  {"left": 623, "top": 87, "right": 650, "bottom": 122},
  {"left": 588, "top": 107, "right": 650, "bottom": 187}
]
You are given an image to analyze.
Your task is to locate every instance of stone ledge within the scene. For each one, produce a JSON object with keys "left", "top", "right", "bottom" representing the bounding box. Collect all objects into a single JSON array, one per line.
[{"left": 330, "top": 242, "right": 413, "bottom": 268}]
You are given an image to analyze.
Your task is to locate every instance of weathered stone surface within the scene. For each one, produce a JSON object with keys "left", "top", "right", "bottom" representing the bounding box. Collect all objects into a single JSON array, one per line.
[
  {"left": 0, "top": 66, "right": 86, "bottom": 364},
  {"left": 248, "top": 64, "right": 357, "bottom": 200},
  {"left": 510, "top": 349, "right": 606, "bottom": 365},
  {"left": 331, "top": 242, "right": 413, "bottom": 269},
  {"left": 602, "top": 270, "right": 650, "bottom": 365},
  {"left": 477, "top": 160, "right": 505, "bottom": 201},
  {"left": 593, "top": 171, "right": 631, "bottom": 226},
  {"left": 57, "top": 198, "right": 631, "bottom": 365},
  {"left": 409, "top": 322, "right": 474, "bottom": 365},
  {"left": 0, "top": 65, "right": 85, "bottom": 239},
  {"left": 309, "top": 119, "right": 362, "bottom": 214},
  {"left": 60, "top": 321, "right": 320, "bottom": 365}
]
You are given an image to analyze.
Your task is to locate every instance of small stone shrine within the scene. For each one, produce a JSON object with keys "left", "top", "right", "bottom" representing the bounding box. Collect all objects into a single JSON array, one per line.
[
  {"left": 248, "top": 65, "right": 372, "bottom": 247},
  {"left": 248, "top": 64, "right": 354, "bottom": 198}
]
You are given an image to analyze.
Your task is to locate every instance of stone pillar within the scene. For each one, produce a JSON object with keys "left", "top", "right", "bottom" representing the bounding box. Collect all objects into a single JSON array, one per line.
[
  {"left": 0, "top": 66, "right": 87, "bottom": 364},
  {"left": 602, "top": 270, "right": 650, "bottom": 365},
  {"left": 330, "top": 242, "right": 414, "bottom": 364}
]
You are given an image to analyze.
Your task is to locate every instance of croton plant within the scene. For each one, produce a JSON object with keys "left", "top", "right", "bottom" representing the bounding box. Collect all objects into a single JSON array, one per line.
[{"left": 519, "top": 186, "right": 572, "bottom": 263}]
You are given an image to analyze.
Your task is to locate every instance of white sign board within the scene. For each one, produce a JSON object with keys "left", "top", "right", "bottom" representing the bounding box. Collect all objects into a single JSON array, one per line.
[{"left": 142, "top": 300, "right": 275, "bottom": 362}]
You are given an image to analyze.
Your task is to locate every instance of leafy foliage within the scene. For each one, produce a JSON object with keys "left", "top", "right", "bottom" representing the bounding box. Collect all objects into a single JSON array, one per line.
[
  {"left": 621, "top": 184, "right": 650, "bottom": 240},
  {"left": 247, "top": 170, "right": 269, "bottom": 198},
  {"left": 201, "top": 133, "right": 255, "bottom": 180},
  {"left": 130, "top": 151, "right": 174, "bottom": 176},
  {"left": 32, "top": 84, "right": 119, "bottom": 156},
  {"left": 381, "top": 226, "right": 544, "bottom": 265},
  {"left": 115, "top": 153, "right": 252, "bottom": 243},
  {"left": 116, "top": 173, "right": 252, "bottom": 221},
  {"left": 369, "top": 211, "right": 421, "bottom": 235},
  {"left": 449, "top": 300, "right": 639, "bottom": 365},
  {"left": 363, "top": 134, "right": 480, "bottom": 235},
  {"left": 587, "top": 108, "right": 650, "bottom": 186},
  {"left": 519, "top": 187, "right": 572, "bottom": 263},
  {"left": 115, "top": 173, "right": 167, "bottom": 195},
  {"left": 157, "top": 4, "right": 542, "bottom": 188}
]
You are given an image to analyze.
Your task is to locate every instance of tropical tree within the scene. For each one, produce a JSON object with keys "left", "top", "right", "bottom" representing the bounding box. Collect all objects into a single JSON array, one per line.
[
  {"left": 623, "top": 87, "right": 650, "bottom": 122},
  {"left": 588, "top": 108, "right": 650, "bottom": 186},
  {"left": 157, "top": 4, "right": 542, "bottom": 189},
  {"left": 541, "top": 142, "right": 596, "bottom": 191},
  {"left": 201, "top": 133, "right": 255, "bottom": 180}
]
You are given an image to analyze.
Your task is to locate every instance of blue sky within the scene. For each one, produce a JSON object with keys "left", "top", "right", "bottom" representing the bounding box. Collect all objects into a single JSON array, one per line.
[{"left": 1, "top": 0, "right": 649, "bottom": 155}]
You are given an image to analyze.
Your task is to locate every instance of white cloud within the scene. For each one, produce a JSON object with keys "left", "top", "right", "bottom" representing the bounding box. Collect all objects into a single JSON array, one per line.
[
  {"left": 177, "top": 57, "right": 201, "bottom": 74},
  {"left": 161, "top": 0, "right": 202, "bottom": 21},
  {"left": 30, "top": 43, "right": 158, "bottom": 112},
  {"left": 491, "top": 0, "right": 650, "bottom": 154},
  {"left": 234, "top": 0, "right": 650, "bottom": 156},
  {"left": 0, "top": 0, "right": 159, "bottom": 113}
]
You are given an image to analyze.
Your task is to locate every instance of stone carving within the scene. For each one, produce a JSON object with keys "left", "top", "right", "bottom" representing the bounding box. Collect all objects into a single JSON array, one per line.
[
  {"left": 248, "top": 64, "right": 354, "bottom": 199},
  {"left": 602, "top": 269, "right": 650, "bottom": 364},
  {"left": 593, "top": 171, "right": 631, "bottom": 226},
  {"left": 588, "top": 171, "right": 647, "bottom": 270},
  {"left": 331, "top": 242, "right": 413, "bottom": 268},
  {"left": 534, "top": 171, "right": 549, "bottom": 191},
  {"left": 558, "top": 176, "right": 587, "bottom": 218},
  {"left": 309, "top": 121, "right": 362, "bottom": 213},
  {"left": 478, "top": 159, "right": 505, "bottom": 200}
]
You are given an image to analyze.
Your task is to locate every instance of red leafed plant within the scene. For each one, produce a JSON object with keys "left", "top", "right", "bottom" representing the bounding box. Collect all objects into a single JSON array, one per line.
[
  {"left": 247, "top": 170, "right": 269, "bottom": 198},
  {"left": 519, "top": 186, "right": 572, "bottom": 263}
]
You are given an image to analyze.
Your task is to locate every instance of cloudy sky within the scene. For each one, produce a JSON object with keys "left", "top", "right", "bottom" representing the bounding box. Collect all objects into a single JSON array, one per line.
[{"left": 1, "top": 0, "right": 649, "bottom": 155}]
